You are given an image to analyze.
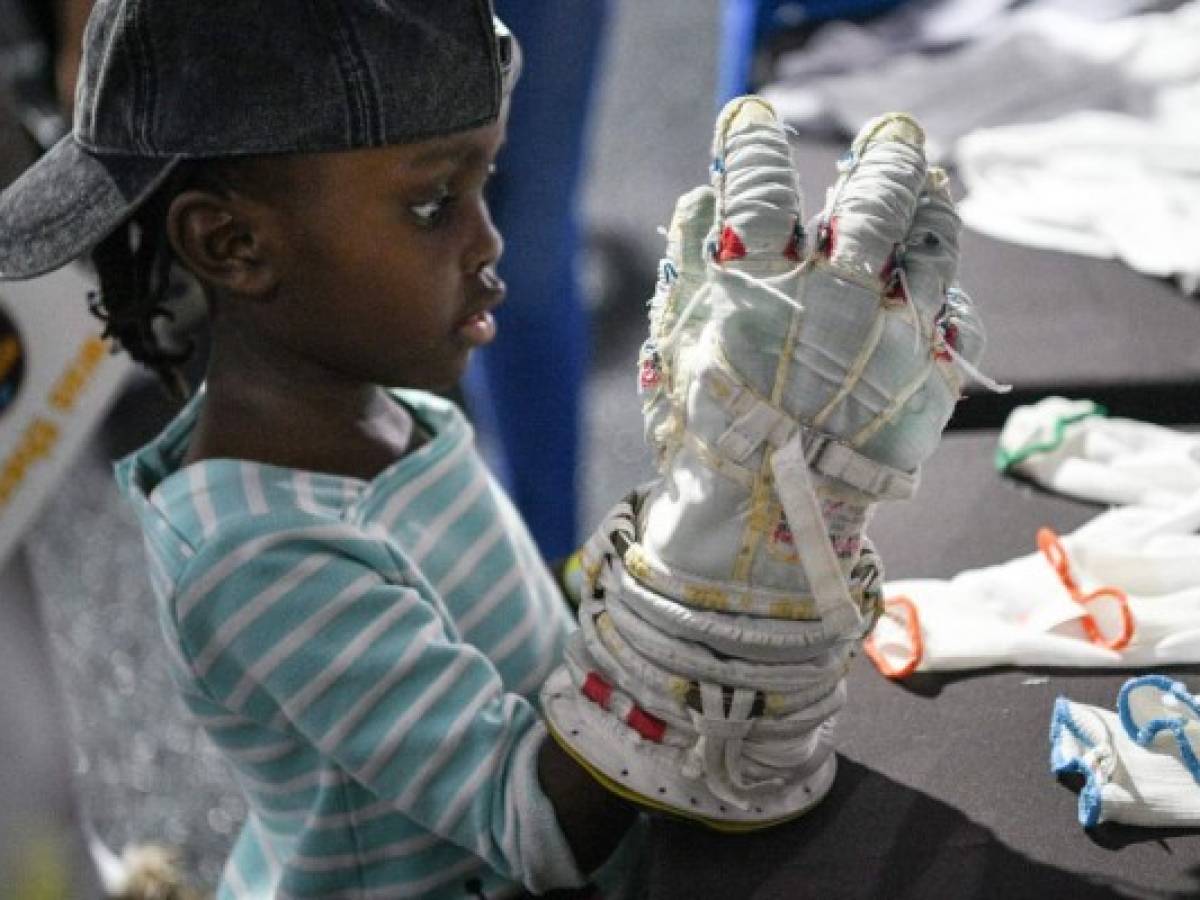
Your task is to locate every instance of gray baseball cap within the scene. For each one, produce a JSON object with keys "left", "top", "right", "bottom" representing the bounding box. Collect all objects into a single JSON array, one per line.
[{"left": 0, "top": 0, "right": 513, "bottom": 281}]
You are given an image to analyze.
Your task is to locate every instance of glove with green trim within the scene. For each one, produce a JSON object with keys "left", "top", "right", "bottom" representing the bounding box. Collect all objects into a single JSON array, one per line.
[{"left": 998, "top": 397, "right": 1200, "bottom": 508}]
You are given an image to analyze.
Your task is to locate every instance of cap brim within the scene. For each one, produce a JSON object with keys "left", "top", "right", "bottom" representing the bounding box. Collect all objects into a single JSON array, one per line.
[{"left": 0, "top": 134, "right": 180, "bottom": 280}]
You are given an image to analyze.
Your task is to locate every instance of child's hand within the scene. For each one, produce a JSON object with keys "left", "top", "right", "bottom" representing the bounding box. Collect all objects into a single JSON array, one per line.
[{"left": 542, "top": 98, "right": 985, "bottom": 829}]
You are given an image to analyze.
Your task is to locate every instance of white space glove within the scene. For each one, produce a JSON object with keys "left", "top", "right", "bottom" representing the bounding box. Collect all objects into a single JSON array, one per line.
[
  {"left": 633, "top": 99, "right": 986, "bottom": 635},
  {"left": 543, "top": 96, "right": 984, "bottom": 830},
  {"left": 865, "top": 502, "right": 1200, "bottom": 677},
  {"left": 1052, "top": 675, "right": 1200, "bottom": 828},
  {"left": 997, "top": 397, "right": 1200, "bottom": 508}
]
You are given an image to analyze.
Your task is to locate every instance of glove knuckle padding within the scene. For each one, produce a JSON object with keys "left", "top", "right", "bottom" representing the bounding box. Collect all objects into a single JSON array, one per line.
[{"left": 543, "top": 99, "right": 979, "bottom": 828}]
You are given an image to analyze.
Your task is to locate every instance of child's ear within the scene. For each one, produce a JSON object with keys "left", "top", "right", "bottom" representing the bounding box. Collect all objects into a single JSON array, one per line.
[{"left": 166, "top": 190, "right": 280, "bottom": 297}]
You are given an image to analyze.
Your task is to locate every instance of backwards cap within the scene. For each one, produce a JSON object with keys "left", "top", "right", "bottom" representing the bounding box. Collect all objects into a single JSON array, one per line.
[{"left": 0, "top": 0, "right": 513, "bottom": 280}]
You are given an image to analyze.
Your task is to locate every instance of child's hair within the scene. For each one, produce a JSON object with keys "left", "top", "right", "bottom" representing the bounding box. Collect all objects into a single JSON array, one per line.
[
  {"left": 89, "top": 167, "right": 194, "bottom": 401},
  {"left": 87, "top": 159, "right": 255, "bottom": 401}
]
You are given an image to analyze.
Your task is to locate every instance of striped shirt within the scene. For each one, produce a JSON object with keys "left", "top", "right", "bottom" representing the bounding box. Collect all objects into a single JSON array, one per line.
[{"left": 115, "top": 388, "right": 583, "bottom": 899}]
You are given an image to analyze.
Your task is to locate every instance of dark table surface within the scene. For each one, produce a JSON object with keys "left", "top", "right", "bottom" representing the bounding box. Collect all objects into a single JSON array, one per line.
[{"left": 645, "top": 139, "right": 1200, "bottom": 900}]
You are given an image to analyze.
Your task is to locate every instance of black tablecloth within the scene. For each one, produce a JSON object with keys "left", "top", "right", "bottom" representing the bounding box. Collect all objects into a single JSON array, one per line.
[
  {"left": 648, "top": 433, "right": 1200, "bottom": 900},
  {"left": 645, "top": 138, "right": 1200, "bottom": 899}
]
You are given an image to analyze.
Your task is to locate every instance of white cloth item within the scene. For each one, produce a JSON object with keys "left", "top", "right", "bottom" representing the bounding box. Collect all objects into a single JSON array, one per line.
[
  {"left": 766, "top": 4, "right": 1200, "bottom": 161},
  {"left": 772, "top": 0, "right": 1166, "bottom": 86},
  {"left": 765, "top": 4, "right": 1200, "bottom": 158},
  {"left": 997, "top": 397, "right": 1200, "bottom": 507},
  {"left": 773, "top": 0, "right": 1015, "bottom": 87},
  {"left": 865, "top": 503, "right": 1200, "bottom": 676},
  {"left": 1051, "top": 683, "right": 1200, "bottom": 827},
  {"left": 957, "top": 104, "right": 1200, "bottom": 293}
]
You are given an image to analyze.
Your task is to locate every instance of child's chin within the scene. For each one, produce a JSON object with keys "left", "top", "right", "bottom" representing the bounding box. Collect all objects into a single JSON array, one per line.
[{"left": 400, "top": 354, "right": 470, "bottom": 393}]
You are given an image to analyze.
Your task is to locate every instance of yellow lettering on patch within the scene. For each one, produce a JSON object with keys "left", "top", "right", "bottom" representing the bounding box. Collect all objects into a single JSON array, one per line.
[
  {"left": 0, "top": 418, "right": 61, "bottom": 507},
  {"left": 49, "top": 336, "right": 107, "bottom": 412}
]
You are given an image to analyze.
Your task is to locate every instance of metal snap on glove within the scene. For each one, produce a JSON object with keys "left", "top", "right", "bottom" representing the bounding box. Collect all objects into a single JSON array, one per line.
[{"left": 542, "top": 97, "right": 986, "bottom": 829}]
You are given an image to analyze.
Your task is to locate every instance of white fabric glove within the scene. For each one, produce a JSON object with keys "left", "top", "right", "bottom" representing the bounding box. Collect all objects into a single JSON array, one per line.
[
  {"left": 997, "top": 396, "right": 1200, "bottom": 508},
  {"left": 1051, "top": 676, "right": 1200, "bottom": 828},
  {"left": 543, "top": 96, "right": 984, "bottom": 829},
  {"left": 633, "top": 100, "right": 986, "bottom": 633},
  {"left": 866, "top": 502, "right": 1200, "bottom": 677}
]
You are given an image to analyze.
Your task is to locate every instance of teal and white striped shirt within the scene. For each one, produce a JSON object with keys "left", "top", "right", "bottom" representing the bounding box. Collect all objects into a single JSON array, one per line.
[{"left": 115, "top": 388, "right": 584, "bottom": 898}]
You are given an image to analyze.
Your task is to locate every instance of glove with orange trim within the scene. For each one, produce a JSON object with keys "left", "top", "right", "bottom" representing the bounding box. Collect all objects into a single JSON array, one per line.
[{"left": 866, "top": 502, "right": 1200, "bottom": 677}]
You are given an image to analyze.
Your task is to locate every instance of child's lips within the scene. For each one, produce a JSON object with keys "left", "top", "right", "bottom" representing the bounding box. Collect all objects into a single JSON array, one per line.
[
  {"left": 458, "top": 272, "right": 505, "bottom": 347},
  {"left": 456, "top": 308, "right": 497, "bottom": 346}
]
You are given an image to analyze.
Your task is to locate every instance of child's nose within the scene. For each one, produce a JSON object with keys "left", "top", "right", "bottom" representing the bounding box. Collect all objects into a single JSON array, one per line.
[{"left": 467, "top": 198, "right": 504, "bottom": 271}]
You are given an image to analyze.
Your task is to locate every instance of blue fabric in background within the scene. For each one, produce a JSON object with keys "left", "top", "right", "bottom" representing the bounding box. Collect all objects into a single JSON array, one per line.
[{"left": 466, "top": 1, "right": 610, "bottom": 561}]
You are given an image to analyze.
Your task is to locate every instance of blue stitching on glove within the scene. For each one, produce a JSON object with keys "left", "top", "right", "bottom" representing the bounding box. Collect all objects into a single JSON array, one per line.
[
  {"left": 1049, "top": 696, "right": 1104, "bottom": 828},
  {"left": 1117, "top": 674, "right": 1200, "bottom": 784}
]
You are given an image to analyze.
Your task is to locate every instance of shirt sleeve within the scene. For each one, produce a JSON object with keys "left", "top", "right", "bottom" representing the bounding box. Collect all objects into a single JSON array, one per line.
[{"left": 169, "top": 511, "right": 585, "bottom": 893}]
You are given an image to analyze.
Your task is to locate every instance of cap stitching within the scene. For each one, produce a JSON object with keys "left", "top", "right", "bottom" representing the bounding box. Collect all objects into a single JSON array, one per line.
[
  {"left": 306, "top": 0, "right": 373, "bottom": 147},
  {"left": 129, "top": 0, "right": 159, "bottom": 154},
  {"left": 326, "top": 0, "right": 384, "bottom": 146}
]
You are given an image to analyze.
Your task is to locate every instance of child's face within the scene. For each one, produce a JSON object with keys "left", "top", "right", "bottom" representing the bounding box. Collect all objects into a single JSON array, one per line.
[{"left": 250, "top": 111, "right": 508, "bottom": 391}]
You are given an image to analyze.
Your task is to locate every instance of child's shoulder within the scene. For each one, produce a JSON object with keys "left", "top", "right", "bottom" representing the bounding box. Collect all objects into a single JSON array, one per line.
[{"left": 114, "top": 386, "right": 478, "bottom": 579}]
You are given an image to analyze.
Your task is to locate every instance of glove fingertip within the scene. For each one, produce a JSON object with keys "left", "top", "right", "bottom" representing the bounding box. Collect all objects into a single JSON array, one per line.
[
  {"left": 659, "top": 185, "right": 717, "bottom": 279},
  {"left": 852, "top": 111, "right": 926, "bottom": 154}
]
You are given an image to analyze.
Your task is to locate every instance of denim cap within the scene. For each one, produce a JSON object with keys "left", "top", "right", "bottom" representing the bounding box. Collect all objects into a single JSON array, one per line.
[{"left": 0, "top": 0, "right": 514, "bottom": 281}]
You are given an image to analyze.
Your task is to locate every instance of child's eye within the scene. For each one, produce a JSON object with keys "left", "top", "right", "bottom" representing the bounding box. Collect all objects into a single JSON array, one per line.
[{"left": 410, "top": 186, "right": 453, "bottom": 226}]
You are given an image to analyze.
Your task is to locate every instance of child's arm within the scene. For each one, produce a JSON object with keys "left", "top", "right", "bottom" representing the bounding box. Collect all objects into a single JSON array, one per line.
[
  {"left": 537, "top": 737, "right": 638, "bottom": 874},
  {"left": 507, "top": 556, "right": 643, "bottom": 873},
  {"left": 167, "top": 511, "right": 618, "bottom": 893}
]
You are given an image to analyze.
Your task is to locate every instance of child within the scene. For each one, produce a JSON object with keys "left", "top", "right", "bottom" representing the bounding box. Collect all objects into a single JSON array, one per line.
[{"left": 0, "top": 1, "right": 639, "bottom": 897}]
